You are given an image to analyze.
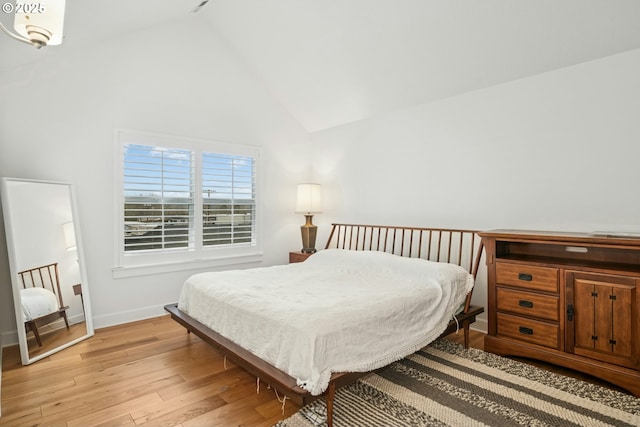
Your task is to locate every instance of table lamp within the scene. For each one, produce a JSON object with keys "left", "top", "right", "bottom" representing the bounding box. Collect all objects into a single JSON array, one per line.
[{"left": 295, "top": 183, "right": 322, "bottom": 253}]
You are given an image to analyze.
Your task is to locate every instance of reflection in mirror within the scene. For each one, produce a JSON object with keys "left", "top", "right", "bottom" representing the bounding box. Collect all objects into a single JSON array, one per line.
[{"left": 0, "top": 178, "right": 93, "bottom": 365}]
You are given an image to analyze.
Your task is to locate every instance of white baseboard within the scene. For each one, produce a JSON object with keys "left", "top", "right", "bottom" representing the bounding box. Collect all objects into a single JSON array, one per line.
[
  {"left": 0, "top": 305, "right": 166, "bottom": 349},
  {"left": 3, "top": 307, "right": 488, "bottom": 341},
  {"left": 471, "top": 317, "right": 488, "bottom": 334},
  {"left": 91, "top": 303, "right": 169, "bottom": 330},
  {"left": 0, "top": 330, "right": 17, "bottom": 349},
  {"left": 5, "top": 309, "right": 488, "bottom": 339}
]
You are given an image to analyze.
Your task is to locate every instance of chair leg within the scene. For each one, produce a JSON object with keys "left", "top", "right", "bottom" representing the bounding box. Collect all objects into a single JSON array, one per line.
[
  {"left": 27, "top": 321, "right": 43, "bottom": 347},
  {"left": 62, "top": 310, "right": 70, "bottom": 329}
]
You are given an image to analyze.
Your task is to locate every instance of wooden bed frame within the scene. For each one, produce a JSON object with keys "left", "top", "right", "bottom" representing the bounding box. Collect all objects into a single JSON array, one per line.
[{"left": 165, "top": 223, "right": 485, "bottom": 426}]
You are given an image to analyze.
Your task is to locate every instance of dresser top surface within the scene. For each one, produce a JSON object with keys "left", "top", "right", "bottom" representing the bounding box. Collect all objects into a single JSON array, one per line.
[{"left": 479, "top": 229, "right": 640, "bottom": 247}]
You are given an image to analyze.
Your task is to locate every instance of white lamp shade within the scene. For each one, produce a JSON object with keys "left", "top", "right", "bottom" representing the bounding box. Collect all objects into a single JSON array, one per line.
[
  {"left": 14, "top": 0, "right": 66, "bottom": 46},
  {"left": 62, "top": 221, "right": 76, "bottom": 251},
  {"left": 295, "top": 183, "right": 322, "bottom": 213}
]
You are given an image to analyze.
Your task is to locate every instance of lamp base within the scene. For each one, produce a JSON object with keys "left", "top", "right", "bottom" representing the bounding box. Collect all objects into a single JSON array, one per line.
[{"left": 300, "top": 214, "right": 317, "bottom": 253}]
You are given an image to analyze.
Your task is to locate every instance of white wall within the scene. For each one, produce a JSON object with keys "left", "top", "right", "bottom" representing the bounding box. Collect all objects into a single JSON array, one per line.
[
  {"left": 0, "top": 16, "right": 311, "bottom": 338},
  {"left": 2, "top": 15, "right": 638, "bottom": 339},
  {"left": 310, "top": 49, "right": 640, "bottom": 331}
]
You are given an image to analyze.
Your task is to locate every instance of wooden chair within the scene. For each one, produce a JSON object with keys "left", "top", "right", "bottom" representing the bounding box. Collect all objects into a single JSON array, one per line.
[{"left": 18, "top": 263, "right": 70, "bottom": 347}]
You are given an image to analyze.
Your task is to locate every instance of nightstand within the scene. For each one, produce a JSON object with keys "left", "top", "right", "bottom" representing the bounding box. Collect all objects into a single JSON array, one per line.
[{"left": 289, "top": 251, "right": 313, "bottom": 263}]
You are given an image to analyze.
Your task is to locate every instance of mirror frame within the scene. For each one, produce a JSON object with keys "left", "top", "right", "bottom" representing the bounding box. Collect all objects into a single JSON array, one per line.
[{"left": 1, "top": 177, "right": 94, "bottom": 365}]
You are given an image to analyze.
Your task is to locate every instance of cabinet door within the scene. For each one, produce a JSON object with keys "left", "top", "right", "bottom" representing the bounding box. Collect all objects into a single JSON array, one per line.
[{"left": 567, "top": 272, "right": 636, "bottom": 368}]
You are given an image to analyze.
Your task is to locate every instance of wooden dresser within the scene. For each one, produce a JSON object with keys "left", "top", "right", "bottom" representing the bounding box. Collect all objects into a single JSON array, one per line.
[{"left": 479, "top": 230, "right": 640, "bottom": 397}]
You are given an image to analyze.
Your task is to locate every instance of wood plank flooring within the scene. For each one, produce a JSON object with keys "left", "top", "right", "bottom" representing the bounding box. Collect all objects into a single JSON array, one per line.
[
  {"left": 1, "top": 316, "right": 300, "bottom": 427},
  {"left": 1, "top": 316, "right": 628, "bottom": 426}
]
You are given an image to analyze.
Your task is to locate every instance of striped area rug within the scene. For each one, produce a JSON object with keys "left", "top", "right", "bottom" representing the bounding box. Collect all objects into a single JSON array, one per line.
[{"left": 274, "top": 339, "right": 640, "bottom": 427}]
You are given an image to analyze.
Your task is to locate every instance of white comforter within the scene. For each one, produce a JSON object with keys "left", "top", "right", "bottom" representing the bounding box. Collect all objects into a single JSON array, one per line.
[{"left": 178, "top": 249, "right": 474, "bottom": 395}]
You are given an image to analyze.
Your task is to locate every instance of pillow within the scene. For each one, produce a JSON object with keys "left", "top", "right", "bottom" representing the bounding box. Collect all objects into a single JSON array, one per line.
[{"left": 304, "top": 248, "right": 473, "bottom": 287}]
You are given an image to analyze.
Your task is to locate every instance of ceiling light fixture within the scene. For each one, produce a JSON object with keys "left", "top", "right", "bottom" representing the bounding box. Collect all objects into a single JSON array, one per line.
[{"left": 0, "top": 0, "right": 66, "bottom": 49}]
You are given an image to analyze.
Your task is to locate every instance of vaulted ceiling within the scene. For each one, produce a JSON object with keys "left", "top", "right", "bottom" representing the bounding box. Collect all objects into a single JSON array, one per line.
[{"left": 2, "top": 0, "right": 640, "bottom": 132}]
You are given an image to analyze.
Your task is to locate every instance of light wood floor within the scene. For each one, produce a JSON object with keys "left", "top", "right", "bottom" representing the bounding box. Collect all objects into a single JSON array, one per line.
[
  {"left": 0, "top": 316, "right": 627, "bottom": 427},
  {"left": 1, "top": 316, "right": 300, "bottom": 427}
]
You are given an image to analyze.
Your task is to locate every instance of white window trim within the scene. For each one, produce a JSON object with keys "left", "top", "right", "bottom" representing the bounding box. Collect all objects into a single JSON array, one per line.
[{"left": 113, "top": 129, "right": 262, "bottom": 278}]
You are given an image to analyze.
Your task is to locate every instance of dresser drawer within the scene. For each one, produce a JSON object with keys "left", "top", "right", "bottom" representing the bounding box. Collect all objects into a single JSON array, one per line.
[
  {"left": 496, "top": 287, "right": 559, "bottom": 321},
  {"left": 497, "top": 312, "right": 560, "bottom": 349},
  {"left": 496, "top": 262, "right": 559, "bottom": 293}
]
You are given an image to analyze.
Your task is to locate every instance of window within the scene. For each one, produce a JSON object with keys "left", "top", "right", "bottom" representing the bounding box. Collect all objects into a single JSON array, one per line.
[
  {"left": 123, "top": 144, "right": 194, "bottom": 252},
  {"left": 201, "top": 152, "right": 255, "bottom": 248},
  {"left": 114, "top": 130, "right": 261, "bottom": 275}
]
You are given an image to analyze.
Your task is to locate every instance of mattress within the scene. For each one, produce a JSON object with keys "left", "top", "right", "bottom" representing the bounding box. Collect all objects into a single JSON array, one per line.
[{"left": 178, "top": 248, "right": 474, "bottom": 395}]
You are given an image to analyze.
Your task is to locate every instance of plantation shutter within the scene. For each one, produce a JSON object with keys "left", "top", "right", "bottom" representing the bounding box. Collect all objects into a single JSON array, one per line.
[
  {"left": 202, "top": 153, "right": 256, "bottom": 247},
  {"left": 123, "top": 144, "right": 194, "bottom": 252}
]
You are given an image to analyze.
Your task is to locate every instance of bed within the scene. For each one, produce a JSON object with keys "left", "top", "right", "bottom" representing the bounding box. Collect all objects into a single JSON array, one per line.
[{"left": 165, "top": 223, "right": 485, "bottom": 426}]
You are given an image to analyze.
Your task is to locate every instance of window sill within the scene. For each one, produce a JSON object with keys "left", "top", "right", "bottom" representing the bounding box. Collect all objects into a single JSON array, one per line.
[{"left": 112, "top": 252, "right": 264, "bottom": 279}]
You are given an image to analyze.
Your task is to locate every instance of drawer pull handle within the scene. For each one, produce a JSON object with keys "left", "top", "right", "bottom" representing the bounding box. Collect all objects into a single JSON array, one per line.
[
  {"left": 518, "top": 300, "right": 534, "bottom": 308},
  {"left": 518, "top": 273, "right": 533, "bottom": 281},
  {"left": 519, "top": 326, "right": 534, "bottom": 335}
]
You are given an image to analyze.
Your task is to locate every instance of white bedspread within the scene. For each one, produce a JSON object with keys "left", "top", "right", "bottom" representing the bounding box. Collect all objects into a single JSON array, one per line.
[
  {"left": 178, "top": 249, "right": 474, "bottom": 395},
  {"left": 21, "top": 287, "right": 59, "bottom": 321}
]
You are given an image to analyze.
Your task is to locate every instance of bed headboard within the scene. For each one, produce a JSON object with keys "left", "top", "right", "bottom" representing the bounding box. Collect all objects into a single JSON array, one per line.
[{"left": 324, "top": 223, "right": 484, "bottom": 312}]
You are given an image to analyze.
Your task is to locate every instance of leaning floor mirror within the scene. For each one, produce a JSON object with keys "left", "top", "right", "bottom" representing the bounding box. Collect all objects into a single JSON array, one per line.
[{"left": 1, "top": 178, "right": 94, "bottom": 365}]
